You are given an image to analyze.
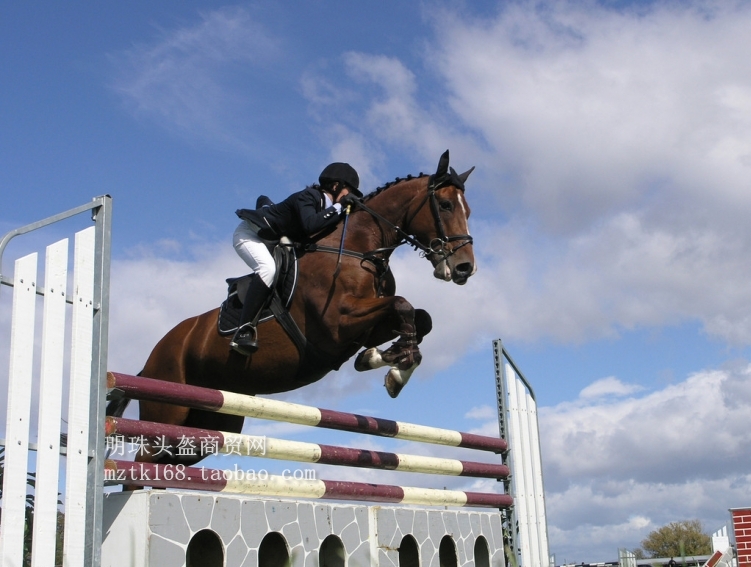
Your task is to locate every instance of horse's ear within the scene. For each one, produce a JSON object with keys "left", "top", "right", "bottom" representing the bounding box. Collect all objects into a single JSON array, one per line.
[
  {"left": 449, "top": 166, "right": 471, "bottom": 191},
  {"left": 436, "top": 150, "right": 450, "bottom": 178},
  {"left": 458, "top": 166, "right": 475, "bottom": 185}
]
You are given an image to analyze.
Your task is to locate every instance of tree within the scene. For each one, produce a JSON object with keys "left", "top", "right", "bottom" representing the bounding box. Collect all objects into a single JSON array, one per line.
[{"left": 634, "top": 520, "right": 711, "bottom": 558}]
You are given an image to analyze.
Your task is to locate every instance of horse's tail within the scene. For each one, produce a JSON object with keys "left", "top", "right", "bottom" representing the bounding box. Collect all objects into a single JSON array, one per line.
[
  {"left": 105, "top": 396, "right": 130, "bottom": 418},
  {"left": 105, "top": 369, "right": 140, "bottom": 418}
]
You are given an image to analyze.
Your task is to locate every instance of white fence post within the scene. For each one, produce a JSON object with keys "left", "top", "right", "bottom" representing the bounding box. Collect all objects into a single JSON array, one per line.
[
  {"left": 1, "top": 253, "right": 39, "bottom": 566},
  {"left": 0, "top": 196, "right": 112, "bottom": 567},
  {"left": 31, "top": 239, "right": 69, "bottom": 567}
]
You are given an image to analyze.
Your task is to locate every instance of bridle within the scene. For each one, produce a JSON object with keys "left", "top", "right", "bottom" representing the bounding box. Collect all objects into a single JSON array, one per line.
[
  {"left": 342, "top": 174, "right": 473, "bottom": 260},
  {"left": 405, "top": 173, "right": 474, "bottom": 262},
  {"left": 307, "top": 174, "right": 473, "bottom": 290}
]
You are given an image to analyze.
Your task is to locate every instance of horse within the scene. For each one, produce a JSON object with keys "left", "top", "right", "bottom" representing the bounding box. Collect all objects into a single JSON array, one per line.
[{"left": 112, "top": 150, "right": 476, "bottom": 467}]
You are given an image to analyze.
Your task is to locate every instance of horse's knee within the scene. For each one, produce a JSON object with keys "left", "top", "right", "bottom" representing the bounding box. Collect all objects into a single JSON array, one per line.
[
  {"left": 414, "top": 309, "right": 432, "bottom": 340},
  {"left": 392, "top": 296, "right": 414, "bottom": 317}
]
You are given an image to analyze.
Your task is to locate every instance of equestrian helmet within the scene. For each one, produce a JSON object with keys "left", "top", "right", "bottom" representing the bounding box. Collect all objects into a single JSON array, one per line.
[{"left": 319, "top": 162, "right": 361, "bottom": 197}]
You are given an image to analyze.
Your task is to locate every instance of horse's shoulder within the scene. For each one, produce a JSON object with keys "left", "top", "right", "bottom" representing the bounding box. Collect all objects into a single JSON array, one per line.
[
  {"left": 198, "top": 307, "right": 222, "bottom": 320},
  {"left": 172, "top": 308, "right": 221, "bottom": 333}
]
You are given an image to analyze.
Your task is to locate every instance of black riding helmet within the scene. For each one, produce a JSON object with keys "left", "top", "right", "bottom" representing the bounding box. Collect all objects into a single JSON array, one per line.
[{"left": 319, "top": 162, "right": 362, "bottom": 198}]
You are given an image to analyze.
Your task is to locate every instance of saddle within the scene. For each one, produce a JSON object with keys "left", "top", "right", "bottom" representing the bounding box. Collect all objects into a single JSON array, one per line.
[
  {"left": 217, "top": 239, "right": 297, "bottom": 335},
  {"left": 218, "top": 196, "right": 348, "bottom": 379}
]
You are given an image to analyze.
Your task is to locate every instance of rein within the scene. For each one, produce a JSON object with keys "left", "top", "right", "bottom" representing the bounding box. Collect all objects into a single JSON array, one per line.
[
  {"left": 352, "top": 173, "right": 474, "bottom": 262},
  {"left": 306, "top": 174, "right": 473, "bottom": 288},
  {"left": 306, "top": 243, "right": 391, "bottom": 296}
]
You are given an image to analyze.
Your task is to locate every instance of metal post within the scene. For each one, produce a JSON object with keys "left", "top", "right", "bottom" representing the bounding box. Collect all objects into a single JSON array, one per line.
[
  {"left": 494, "top": 339, "right": 517, "bottom": 565},
  {"left": 85, "top": 196, "right": 112, "bottom": 567},
  {"left": 493, "top": 338, "right": 550, "bottom": 567}
]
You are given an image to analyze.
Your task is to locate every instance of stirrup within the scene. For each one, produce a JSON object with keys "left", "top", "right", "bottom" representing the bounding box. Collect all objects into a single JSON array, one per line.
[{"left": 230, "top": 323, "right": 259, "bottom": 355}]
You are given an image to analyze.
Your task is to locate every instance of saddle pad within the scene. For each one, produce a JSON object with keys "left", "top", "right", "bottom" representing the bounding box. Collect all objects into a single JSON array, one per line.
[{"left": 217, "top": 245, "right": 298, "bottom": 335}]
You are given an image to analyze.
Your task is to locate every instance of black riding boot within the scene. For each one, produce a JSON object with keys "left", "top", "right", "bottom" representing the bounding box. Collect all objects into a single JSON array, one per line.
[{"left": 230, "top": 274, "right": 272, "bottom": 355}]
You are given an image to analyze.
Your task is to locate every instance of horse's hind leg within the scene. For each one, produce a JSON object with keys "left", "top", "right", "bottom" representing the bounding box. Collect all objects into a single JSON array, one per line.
[{"left": 354, "top": 301, "right": 433, "bottom": 398}]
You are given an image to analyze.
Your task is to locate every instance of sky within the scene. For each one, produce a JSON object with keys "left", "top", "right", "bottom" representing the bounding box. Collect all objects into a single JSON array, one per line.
[{"left": 2, "top": 0, "right": 751, "bottom": 562}]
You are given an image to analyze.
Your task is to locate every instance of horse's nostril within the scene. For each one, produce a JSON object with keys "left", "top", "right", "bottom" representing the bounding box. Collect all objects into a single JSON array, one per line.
[{"left": 455, "top": 262, "right": 473, "bottom": 276}]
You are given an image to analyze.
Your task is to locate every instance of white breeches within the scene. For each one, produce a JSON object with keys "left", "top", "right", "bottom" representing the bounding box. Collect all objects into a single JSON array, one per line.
[{"left": 233, "top": 221, "right": 276, "bottom": 287}]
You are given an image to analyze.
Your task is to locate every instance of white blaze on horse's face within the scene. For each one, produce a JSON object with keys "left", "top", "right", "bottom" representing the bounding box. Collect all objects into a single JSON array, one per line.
[
  {"left": 458, "top": 191, "right": 478, "bottom": 277},
  {"left": 429, "top": 187, "right": 476, "bottom": 285}
]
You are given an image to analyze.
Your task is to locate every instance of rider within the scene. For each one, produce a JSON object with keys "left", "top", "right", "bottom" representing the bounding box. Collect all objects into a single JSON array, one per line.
[{"left": 231, "top": 162, "right": 362, "bottom": 354}]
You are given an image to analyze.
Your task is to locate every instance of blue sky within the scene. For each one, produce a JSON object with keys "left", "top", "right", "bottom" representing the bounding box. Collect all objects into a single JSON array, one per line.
[{"left": 3, "top": 0, "right": 751, "bottom": 562}]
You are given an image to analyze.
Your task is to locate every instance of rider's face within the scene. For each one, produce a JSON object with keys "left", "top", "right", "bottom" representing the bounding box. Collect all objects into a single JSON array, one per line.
[
  {"left": 335, "top": 185, "right": 350, "bottom": 203},
  {"left": 332, "top": 182, "right": 349, "bottom": 203}
]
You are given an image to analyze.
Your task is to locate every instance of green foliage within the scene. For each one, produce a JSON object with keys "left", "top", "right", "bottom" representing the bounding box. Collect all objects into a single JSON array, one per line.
[
  {"left": 55, "top": 512, "right": 65, "bottom": 566},
  {"left": 636, "top": 519, "right": 712, "bottom": 558}
]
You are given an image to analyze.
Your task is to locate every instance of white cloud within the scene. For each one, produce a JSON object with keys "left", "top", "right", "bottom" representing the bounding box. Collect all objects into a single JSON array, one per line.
[
  {"left": 540, "top": 364, "right": 751, "bottom": 559},
  {"left": 432, "top": 1, "right": 751, "bottom": 345},
  {"left": 434, "top": 1, "right": 751, "bottom": 229},
  {"left": 465, "top": 405, "right": 497, "bottom": 421},
  {"left": 460, "top": 363, "right": 751, "bottom": 561},
  {"left": 107, "top": 240, "right": 239, "bottom": 375},
  {"left": 546, "top": 475, "right": 751, "bottom": 561},
  {"left": 110, "top": 6, "right": 281, "bottom": 149},
  {"left": 304, "top": 51, "right": 488, "bottom": 173},
  {"left": 579, "top": 376, "right": 643, "bottom": 399},
  {"left": 542, "top": 364, "right": 751, "bottom": 484},
  {"left": 322, "top": 124, "right": 385, "bottom": 192},
  {"left": 547, "top": 513, "right": 654, "bottom": 564}
]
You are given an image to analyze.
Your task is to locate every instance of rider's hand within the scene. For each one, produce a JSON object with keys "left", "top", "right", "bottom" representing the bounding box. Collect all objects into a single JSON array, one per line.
[{"left": 339, "top": 193, "right": 361, "bottom": 210}]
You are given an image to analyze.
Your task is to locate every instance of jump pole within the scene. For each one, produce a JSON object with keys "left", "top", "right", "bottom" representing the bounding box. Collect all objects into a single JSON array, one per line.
[
  {"left": 104, "top": 460, "right": 514, "bottom": 509},
  {"left": 107, "top": 372, "right": 507, "bottom": 453},
  {"left": 106, "top": 416, "right": 510, "bottom": 478}
]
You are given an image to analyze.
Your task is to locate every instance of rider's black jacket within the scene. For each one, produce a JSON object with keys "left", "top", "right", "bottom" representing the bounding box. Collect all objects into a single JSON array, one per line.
[{"left": 236, "top": 186, "right": 342, "bottom": 242}]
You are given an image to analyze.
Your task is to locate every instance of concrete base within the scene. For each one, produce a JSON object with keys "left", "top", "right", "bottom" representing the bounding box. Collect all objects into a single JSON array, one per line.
[{"left": 102, "top": 490, "right": 506, "bottom": 567}]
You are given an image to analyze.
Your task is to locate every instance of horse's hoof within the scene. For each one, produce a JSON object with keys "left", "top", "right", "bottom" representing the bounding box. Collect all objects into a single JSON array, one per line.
[
  {"left": 384, "top": 368, "right": 405, "bottom": 398},
  {"left": 354, "top": 348, "right": 383, "bottom": 372}
]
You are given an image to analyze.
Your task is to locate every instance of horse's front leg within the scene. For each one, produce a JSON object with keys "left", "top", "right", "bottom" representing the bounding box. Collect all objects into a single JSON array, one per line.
[{"left": 350, "top": 297, "right": 432, "bottom": 398}]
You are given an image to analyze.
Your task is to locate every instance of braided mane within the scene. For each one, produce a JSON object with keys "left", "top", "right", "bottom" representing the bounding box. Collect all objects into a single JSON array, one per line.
[{"left": 362, "top": 173, "right": 429, "bottom": 202}]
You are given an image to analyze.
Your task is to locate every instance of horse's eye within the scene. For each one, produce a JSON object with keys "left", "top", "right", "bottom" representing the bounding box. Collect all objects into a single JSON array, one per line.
[{"left": 439, "top": 200, "right": 453, "bottom": 212}]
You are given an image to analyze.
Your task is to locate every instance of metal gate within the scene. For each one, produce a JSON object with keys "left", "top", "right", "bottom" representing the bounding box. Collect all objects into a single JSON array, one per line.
[{"left": 0, "top": 196, "right": 112, "bottom": 567}]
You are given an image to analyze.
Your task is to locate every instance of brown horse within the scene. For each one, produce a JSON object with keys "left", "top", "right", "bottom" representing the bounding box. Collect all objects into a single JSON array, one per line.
[{"left": 116, "top": 150, "right": 476, "bottom": 465}]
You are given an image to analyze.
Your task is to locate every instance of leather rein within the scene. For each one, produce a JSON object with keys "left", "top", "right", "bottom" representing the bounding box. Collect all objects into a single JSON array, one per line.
[{"left": 307, "top": 173, "right": 473, "bottom": 270}]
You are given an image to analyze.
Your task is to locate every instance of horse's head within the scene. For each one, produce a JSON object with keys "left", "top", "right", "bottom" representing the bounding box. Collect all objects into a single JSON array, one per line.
[{"left": 407, "top": 150, "right": 477, "bottom": 285}]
